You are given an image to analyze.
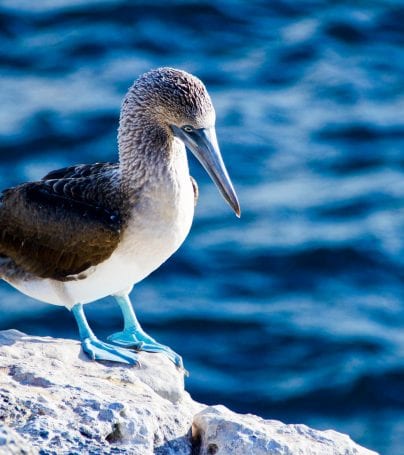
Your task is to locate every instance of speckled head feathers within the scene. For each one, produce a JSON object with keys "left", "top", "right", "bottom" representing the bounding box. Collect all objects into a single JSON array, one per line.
[{"left": 123, "top": 67, "right": 216, "bottom": 130}]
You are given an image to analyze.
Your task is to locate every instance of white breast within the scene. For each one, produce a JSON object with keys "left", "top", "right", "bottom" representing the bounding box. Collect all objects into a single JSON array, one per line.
[{"left": 9, "top": 144, "right": 195, "bottom": 308}]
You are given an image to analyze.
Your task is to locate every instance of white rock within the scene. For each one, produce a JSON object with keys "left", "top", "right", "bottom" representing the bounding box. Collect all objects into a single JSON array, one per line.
[
  {"left": 193, "top": 405, "right": 378, "bottom": 455},
  {"left": 0, "top": 425, "right": 37, "bottom": 455},
  {"left": 0, "top": 329, "right": 199, "bottom": 455},
  {"left": 0, "top": 330, "right": 377, "bottom": 455}
]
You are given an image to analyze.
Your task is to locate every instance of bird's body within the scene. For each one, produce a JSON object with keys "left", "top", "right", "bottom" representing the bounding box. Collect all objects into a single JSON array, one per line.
[
  {"left": 0, "top": 67, "right": 239, "bottom": 367},
  {"left": 2, "top": 139, "right": 195, "bottom": 308}
]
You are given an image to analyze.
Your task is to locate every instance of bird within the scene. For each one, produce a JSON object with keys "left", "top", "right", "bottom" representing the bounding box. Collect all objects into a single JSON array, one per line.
[{"left": 0, "top": 67, "right": 240, "bottom": 368}]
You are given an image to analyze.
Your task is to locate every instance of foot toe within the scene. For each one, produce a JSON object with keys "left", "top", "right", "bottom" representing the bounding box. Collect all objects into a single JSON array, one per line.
[
  {"left": 108, "top": 330, "right": 183, "bottom": 368},
  {"left": 82, "top": 338, "right": 140, "bottom": 365},
  {"left": 140, "top": 342, "right": 184, "bottom": 368},
  {"left": 107, "top": 331, "right": 139, "bottom": 347}
]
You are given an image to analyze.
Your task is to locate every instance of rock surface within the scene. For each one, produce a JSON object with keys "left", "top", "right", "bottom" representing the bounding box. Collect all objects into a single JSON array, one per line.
[
  {"left": 0, "top": 330, "right": 377, "bottom": 455},
  {"left": 193, "top": 406, "right": 377, "bottom": 455}
]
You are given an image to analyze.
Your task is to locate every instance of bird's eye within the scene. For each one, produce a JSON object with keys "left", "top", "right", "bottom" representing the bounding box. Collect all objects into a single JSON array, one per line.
[{"left": 182, "top": 125, "right": 193, "bottom": 133}]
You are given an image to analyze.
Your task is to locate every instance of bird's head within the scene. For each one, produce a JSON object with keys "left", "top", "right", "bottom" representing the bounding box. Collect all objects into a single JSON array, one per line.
[{"left": 126, "top": 67, "right": 240, "bottom": 217}]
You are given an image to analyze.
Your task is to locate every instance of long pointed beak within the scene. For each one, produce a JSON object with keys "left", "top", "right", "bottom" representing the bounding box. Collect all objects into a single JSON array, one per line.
[{"left": 171, "top": 125, "right": 240, "bottom": 217}]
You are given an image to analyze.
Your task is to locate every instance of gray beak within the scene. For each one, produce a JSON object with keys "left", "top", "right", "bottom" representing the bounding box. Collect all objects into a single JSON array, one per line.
[{"left": 171, "top": 125, "right": 240, "bottom": 217}]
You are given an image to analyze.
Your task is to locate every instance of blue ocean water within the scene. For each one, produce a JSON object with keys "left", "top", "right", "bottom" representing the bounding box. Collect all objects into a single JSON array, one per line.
[{"left": 0, "top": 1, "right": 403, "bottom": 453}]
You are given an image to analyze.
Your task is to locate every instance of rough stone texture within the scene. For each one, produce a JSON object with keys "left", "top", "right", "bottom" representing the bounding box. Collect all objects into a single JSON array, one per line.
[
  {"left": 0, "top": 330, "right": 377, "bottom": 455},
  {"left": 193, "top": 406, "right": 377, "bottom": 455},
  {"left": 0, "top": 329, "right": 199, "bottom": 455},
  {"left": 0, "top": 425, "right": 36, "bottom": 455}
]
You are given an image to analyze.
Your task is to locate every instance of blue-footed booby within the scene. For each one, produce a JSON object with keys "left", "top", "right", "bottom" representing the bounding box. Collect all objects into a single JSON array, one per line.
[{"left": 0, "top": 67, "right": 240, "bottom": 368}]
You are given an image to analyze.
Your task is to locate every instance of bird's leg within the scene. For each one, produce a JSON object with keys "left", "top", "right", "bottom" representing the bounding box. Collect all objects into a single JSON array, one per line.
[
  {"left": 71, "top": 303, "right": 140, "bottom": 365},
  {"left": 108, "top": 294, "right": 183, "bottom": 368}
]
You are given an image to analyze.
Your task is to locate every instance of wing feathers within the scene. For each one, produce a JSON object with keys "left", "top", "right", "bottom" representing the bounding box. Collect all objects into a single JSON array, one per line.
[{"left": 0, "top": 164, "right": 122, "bottom": 281}]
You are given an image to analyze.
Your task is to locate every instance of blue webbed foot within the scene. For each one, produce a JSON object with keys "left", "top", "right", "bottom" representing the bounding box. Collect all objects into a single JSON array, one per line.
[
  {"left": 81, "top": 336, "right": 140, "bottom": 365},
  {"left": 108, "top": 329, "right": 183, "bottom": 368}
]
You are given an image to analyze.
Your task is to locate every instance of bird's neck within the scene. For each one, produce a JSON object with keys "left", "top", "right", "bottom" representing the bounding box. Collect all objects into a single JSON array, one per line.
[{"left": 117, "top": 108, "right": 187, "bottom": 201}]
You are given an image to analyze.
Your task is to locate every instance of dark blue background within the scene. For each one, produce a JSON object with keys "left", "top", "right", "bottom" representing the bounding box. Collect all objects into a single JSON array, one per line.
[{"left": 1, "top": 1, "right": 403, "bottom": 453}]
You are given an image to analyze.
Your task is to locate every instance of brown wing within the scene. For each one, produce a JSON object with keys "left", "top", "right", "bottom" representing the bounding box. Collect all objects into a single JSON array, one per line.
[
  {"left": 42, "top": 162, "right": 117, "bottom": 181},
  {"left": 0, "top": 167, "right": 122, "bottom": 281}
]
